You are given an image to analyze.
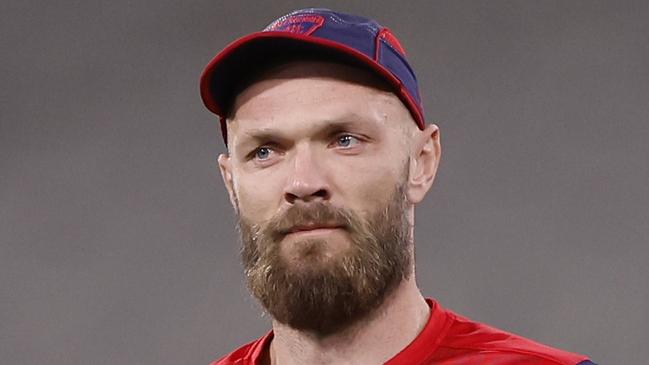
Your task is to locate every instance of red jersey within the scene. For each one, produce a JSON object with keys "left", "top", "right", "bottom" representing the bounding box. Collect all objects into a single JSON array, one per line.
[{"left": 211, "top": 298, "right": 595, "bottom": 365}]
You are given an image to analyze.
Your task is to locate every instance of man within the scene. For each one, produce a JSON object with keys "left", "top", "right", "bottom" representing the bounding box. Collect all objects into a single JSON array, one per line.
[{"left": 200, "top": 8, "right": 596, "bottom": 365}]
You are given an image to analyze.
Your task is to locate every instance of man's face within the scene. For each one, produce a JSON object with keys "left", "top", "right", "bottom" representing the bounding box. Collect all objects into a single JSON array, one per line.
[{"left": 219, "top": 61, "right": 418, "bottom": 334}]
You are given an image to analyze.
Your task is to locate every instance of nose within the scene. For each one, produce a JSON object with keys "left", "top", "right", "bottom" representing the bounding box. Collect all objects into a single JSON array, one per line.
[{"left": 283, "top": 144, "right": 331, "bottom": 204}]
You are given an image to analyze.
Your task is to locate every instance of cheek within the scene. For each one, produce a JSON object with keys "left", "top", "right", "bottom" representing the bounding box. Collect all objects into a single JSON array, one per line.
[
  {"left": 233, "top": 172, "right": 284, "bottom": 222},
  {"left": 332, "top": 160, "right": 403, "bottom": 213}
]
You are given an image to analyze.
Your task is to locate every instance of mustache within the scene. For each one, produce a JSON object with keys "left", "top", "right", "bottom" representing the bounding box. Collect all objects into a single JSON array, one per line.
[{"left": 264, "top": 203, "right": 356, "bottom": 241}]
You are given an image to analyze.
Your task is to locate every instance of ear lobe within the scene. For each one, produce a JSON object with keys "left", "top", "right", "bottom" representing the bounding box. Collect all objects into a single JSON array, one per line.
[
  {"left": 217, "top": 153, "right": 238, "bottom": 210},
  {"left": 407, "top": 124, "right": 441, "bottom": 204}
]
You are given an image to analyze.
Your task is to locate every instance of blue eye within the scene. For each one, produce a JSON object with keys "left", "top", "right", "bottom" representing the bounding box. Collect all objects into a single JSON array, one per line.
[
  {"left": 254, "top": 147, "right": 272, "bottom": 160},
  {"left": 336, "top": 135, "right": 359, "bottom": 148}
]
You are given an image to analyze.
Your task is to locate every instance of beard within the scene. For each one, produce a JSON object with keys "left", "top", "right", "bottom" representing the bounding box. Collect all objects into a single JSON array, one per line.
[{"left": 236, "top": 181, "right": 412, "bottom": 336}]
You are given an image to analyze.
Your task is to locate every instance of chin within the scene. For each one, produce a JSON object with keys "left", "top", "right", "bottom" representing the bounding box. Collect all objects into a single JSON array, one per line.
[{"left": 282, "top": 238, "right": 345, "bottom": 269}]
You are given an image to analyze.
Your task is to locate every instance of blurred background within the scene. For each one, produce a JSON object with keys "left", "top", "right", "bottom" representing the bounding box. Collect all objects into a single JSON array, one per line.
[{"left": 2, "top": 1, "right": 647, "bottom": 364}]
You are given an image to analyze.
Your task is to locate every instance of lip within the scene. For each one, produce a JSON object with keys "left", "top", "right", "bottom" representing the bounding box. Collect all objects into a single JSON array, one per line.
[{"left": 284, "top": 227, "right": 342, "bottom": 238}]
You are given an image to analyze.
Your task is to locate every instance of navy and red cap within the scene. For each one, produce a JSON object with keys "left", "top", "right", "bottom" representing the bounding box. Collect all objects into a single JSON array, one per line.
[{"left": 199, "top": 8, "right": 426, "bottom": 143}]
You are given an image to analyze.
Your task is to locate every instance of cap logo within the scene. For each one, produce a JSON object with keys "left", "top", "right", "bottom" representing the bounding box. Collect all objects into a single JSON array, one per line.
[{"left": 264, "top": 14, "right": 325, "bottom": 35}]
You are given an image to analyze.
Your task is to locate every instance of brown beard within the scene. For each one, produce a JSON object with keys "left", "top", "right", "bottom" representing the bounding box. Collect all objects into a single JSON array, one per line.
[{"left": 236, "top": 181, "right": 412, "bottom": 336}]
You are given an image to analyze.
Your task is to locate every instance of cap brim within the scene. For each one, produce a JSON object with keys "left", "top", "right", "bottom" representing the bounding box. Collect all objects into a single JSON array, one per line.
[{"left": 199, "top": 31, "right": 425, "bottom": 140}]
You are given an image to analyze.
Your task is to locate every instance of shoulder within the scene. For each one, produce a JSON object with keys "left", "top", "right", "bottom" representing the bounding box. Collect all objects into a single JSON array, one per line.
[
  {"left": 209, "top": 333, "right": 272, "bottom": 365},
  {"left": 438, "top": 309, "right": 592, "bottom": 365},
  {"left": 209, "top": 344, "right": 250, "bottom": 365}
]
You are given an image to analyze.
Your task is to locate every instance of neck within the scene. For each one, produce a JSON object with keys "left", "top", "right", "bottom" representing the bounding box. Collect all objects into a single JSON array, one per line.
[{"left": 267, "top": 277, "right": 429, "bottom": 365}]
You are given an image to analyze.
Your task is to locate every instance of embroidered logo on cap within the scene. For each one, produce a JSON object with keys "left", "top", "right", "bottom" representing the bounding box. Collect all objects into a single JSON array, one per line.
[{"left": 265, "top": 14, "right": 325, "bottom": 35}]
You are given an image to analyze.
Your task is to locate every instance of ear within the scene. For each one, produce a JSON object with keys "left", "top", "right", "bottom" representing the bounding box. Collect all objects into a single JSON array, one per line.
[
  {"left": 406, "top": 124, "right": 441, "bottom": 204},
  {"left": 217, "top": 153, "right": 238, "bottom": 210}
]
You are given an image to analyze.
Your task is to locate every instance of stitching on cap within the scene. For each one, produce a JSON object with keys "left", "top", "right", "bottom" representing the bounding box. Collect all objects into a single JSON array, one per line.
[{"left": 327, "top": 13, "right": 378, "bottom": 36}]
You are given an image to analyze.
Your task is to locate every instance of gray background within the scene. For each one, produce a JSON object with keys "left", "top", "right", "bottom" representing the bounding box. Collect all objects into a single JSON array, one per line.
[{"left": 2, "top": 1, "right": 647, "bottom": 364}]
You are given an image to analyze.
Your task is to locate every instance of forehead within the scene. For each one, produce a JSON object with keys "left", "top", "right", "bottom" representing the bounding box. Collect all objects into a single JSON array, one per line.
[{"left": 227, "top": 61, "right": 410, "bottom": 141}]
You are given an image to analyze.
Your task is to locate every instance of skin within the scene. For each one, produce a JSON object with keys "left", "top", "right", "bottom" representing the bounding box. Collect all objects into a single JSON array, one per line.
[{"left": 217, "top": 60, "right": 442, "bottom": 365}]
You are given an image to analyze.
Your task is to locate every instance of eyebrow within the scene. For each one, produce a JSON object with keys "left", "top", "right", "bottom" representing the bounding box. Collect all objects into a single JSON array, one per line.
[{"left": 235, "top": 115, "right": 376, "bottom": 149}]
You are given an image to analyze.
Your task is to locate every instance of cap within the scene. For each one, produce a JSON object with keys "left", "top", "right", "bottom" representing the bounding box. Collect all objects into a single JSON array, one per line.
[{"left": 199, "top": 8, "right": 425, "bottom": 143}]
